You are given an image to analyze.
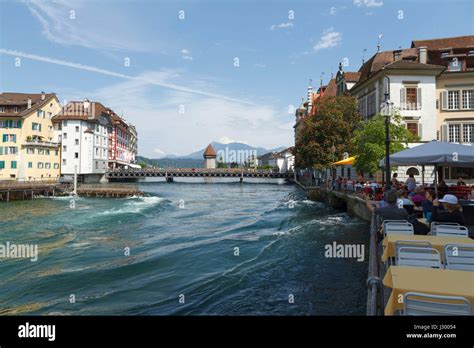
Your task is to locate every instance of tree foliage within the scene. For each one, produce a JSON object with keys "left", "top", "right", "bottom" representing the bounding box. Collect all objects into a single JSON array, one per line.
[
  {"left": 351, "top": 113, "right": 419, "bottom": 174},
  {"left": 294, "top": 96, "right": 361, "bottom": 170}
]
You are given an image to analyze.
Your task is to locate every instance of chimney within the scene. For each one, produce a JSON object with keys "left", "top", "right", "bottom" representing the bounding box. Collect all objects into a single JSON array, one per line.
[
  {"left": 419, "top": 46, "right": 427, "bottom": 64},
  {"left": 393, "top": 50, "right": 403, "bottom": 61},
  {"left": 41, "top": 91, "right": 45, "bottom": 100},
  {"left": 27, "top": 96, "right": 32, "bottom": 109}
]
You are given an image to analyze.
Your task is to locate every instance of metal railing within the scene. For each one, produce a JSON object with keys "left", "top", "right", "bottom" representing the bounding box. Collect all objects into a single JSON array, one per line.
[{"left": 366, "top": 212, "right": 384, "bottom": 316}]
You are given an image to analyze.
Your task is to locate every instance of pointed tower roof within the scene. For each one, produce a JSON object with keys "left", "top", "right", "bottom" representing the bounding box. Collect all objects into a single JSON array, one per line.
[{"left": 203, "top": 144, "right": 217, "bottom": 158}]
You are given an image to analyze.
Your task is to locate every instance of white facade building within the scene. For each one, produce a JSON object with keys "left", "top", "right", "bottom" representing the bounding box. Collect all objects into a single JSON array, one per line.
[{"left": 53, "top": 101, "right": 113, "bottom": 182}]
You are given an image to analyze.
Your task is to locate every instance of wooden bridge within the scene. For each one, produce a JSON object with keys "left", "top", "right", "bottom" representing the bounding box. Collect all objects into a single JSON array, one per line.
[{"left": 107, "top": 168, "right": 293, "bottom": 181}]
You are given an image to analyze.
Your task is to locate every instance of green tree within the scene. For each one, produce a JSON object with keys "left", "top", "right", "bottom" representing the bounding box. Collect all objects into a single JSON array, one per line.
[
  {"left": 138, "top": 161, "right": 147, "bottom": 169},
  {"left": 351, "top": 113, "right": 419, "bottom": 174},
  {"left": 294, "top": 96, "right": 361, "bottom": 170}
]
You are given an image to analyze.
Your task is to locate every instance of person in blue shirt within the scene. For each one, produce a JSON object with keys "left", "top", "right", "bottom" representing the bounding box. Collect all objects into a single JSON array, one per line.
[{"left": 422, "top": 190, "right": 436, "bottom": 223}]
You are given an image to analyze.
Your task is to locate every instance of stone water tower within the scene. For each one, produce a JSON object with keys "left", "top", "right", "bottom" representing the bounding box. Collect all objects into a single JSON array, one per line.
[{"left": 203, "top": 144, "right": 217, "bottom": 169}]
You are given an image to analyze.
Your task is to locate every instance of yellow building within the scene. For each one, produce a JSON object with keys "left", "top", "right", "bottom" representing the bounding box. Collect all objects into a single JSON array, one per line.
[{"left": 0, "top": 92, "right": 62, "bottom": 181}]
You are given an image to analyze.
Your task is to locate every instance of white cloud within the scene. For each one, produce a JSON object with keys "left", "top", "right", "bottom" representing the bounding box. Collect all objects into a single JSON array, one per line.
[
  {"left": 218, "top": 136, "right": 248, "bottom": 144},
  {"left": 0, "top": 49, "right": 252, "bottom": 105},
  {"left": 25, "top": 0, "right": 150, "bottom": 51},
  {"left": 88, "top": 74, "right": 293, "bottom": 157},
  {"left": 328, "top": 5, "right": 347, "bottom": 15},
  {"left": 153, "top": 149, "right": 168, "bottom": 158},
  {"left": 354, "top": 0, "right": 384, "bottom": 8},
  {"left": 313, "top": 28, "right": 342, "bottom": 51},
  {"left": 270, "top": 22, "right": 294, "bottom": 30},
  {"left": 180, "top": 49, "right": 193, "bottom": 61}
]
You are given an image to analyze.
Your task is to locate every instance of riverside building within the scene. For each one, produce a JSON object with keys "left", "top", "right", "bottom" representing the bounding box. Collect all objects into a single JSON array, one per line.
[{"left": 0, "top": 92, "right": 61, "bottom": 181}]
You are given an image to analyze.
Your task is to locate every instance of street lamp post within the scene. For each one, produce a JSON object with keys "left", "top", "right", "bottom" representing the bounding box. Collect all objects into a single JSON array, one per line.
[{"left": 381, "top": 76, "right": 394, "bottom": 192}]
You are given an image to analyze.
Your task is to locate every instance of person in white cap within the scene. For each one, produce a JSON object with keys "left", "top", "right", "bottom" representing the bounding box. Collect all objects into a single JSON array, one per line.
[{"left": 431, "top": 194, "right": 465, "bottom": 225}]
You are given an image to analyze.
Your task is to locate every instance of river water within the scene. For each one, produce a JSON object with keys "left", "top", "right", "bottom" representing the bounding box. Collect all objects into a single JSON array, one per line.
[{"left": 0, "top": 179, "right": 369, "bottom": 315}]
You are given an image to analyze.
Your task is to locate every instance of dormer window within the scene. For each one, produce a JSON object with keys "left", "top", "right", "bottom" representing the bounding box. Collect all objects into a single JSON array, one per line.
[
  {"left": 13, "top": 107, "right": 18, "bottom": 113},
  {"left": 468, "top": 50, "right": 474, "bottom": 57},
  {"left": 441, "top": 52, "right": 449, "bottom": 58},
  {"left": 448, "top": 58, "right": 463, "bottom": 72}
]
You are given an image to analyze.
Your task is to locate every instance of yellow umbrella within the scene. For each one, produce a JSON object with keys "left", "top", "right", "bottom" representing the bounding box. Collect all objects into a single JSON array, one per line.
[{"left": 332, "top": 156, "right": 356, "bottom": 166}]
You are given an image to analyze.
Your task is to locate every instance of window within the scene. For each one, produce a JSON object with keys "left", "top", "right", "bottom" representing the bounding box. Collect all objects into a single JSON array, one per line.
[
  {"left": 441, "top": 52, "right": 449, "bottom": 58},
  {"left": 48, "top": 112, "right": 52, "bottom": 119},
  {"left": 32, "top": 122, "right": 41, "bottom": 131},
  {"left": 406, "top": 122, "right": 418, "bottom": 136},
  {"left": 0, "top": 161, "right": 4, "bottom": 169},
  {"left": 38, "top": 148, "right": 44, "bottom": 155},
  {"left": 63, "top": 145, "right": 67, "bottom": 152},
  {"left": 62, "top": 159, "right": 67, "bottom": 165},
  {"left": 63, "top": 132, "right": 67, "bottom": 139},
  {"left": 75, "top": 139, "right": 79, "bottom": 145},
  {"left": 8, "top": 147, "right": 18, "bottom": 155},
  {"left": 2, "top": 134, "right": 15, "bottom": 142},
  {"left": 28, "top": 162, "right": 33, "bottom": 168},
  {"left": 75, "top": 126, "right": 79, "bottom": 132},
  {"left": 11, "top": 161, "right": 17, "bottom": 169},
  {"left": 448, "top": 91, "right": 459, "bottom": 110},
  {"left": 13, "top": 107, "right": 19, "bottom": 113},
  {"left": 55, "top": 150, "right": 59, "bottom": 156},
  {"left": 75, "top": 152, "right": 79, "bottom": 159},
  {"left": 63, "top": 120, "right": 68, "bottom": 127},
  {"left": 96, "top": 148, "right": 99, "bottom": 156},
  {"left": 463, "top": 124, "right": 474, "bottom": 143},
  {"left": 462, "top": 90, "right": 474, "bottom": 109},
  {"left": 95, "top": 161, "right": 98, "bottom": 169},
  {"left": 37, "top": 110, "right": 41, "bottom": 118},
  {"left": 367, "top": 93, "right": 376, "bottom": 117},
  {"left": 401, "top": 87, "right": 421, "bottom": 110},
  {"left": 45, "top": 163, "right": 51, "bottom": 169},
  {"left": 0, "top": 107, "right": 5, "bottom": 113},
  {"left": 54, "top": 163, "right": 59, "bottom": 169},
  {"left": 448, "top": 124, "right": 460, "bottom": 142},
  {"left": 27, "top": 148, "right": 34, "bottom": 154},
  {"left": 45, "top": 149, "right": 50, "bottom": 155},
  {"left": 37, "top": 162, "right": 44, "bottom": 169},
  {"left": 48, "top": 126, "right": 53, "bottom": 132}
]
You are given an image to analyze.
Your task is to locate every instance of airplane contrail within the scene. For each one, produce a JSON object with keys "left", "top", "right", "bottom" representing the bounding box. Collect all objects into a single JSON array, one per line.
[{"left": 0, "top": 49, "right": 254, "bottom": 105}]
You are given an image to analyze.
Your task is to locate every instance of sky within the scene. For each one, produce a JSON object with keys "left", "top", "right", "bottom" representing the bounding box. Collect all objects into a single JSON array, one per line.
[{"left": 0, "top": 0, "right": 473, "bottom": 158}]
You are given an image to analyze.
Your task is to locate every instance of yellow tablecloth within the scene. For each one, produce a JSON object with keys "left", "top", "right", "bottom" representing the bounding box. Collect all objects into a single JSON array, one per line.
[
  {"left": 381, "top": 234, "right": 474, "bottom": 262},
  {"left": 383, "top": 266, "right": 474, "bottom": 315}
]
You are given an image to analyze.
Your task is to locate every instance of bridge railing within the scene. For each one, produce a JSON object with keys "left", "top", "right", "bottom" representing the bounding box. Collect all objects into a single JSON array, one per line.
[{"left": 108, "top": 168, "right": 294, "bottom": 174}]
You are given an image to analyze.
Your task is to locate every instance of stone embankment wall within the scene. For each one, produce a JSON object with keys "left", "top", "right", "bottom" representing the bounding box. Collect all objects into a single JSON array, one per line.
[{"left": 307, "top": 186, "right": 372, "bottom": 222}]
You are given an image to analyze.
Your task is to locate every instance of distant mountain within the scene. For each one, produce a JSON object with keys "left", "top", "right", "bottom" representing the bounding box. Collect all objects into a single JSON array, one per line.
[
  {"left": 137, "top": 142, "right": 291, "bottom": 168},
  {"left": 183, "top": 141, "right": 272, "bottom": 159}
]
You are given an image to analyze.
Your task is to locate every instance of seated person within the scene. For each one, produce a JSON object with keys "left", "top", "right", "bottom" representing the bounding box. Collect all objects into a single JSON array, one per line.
[
  {"left": 397, "top": 189, "right": 413, "bottom": 206},
  {"left": 365, "top": 189, "right": 409, "bottom": 222},
  {"left": 431, "top": 194, "right": 465, "bottom": 225},
  {"left": 421, "top": 190, "right": 436, "bottom": 222},
  {"left": 456, "top": 176, "right": 466, "bottom": 186},
  {"left": 410, "top": 186, "right": 425, "bottom": 205}
]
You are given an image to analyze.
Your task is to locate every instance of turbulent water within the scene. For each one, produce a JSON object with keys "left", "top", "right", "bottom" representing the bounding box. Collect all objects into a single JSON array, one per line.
[{"left": 0, "top": 179, "right": 369, "bottom": 315}]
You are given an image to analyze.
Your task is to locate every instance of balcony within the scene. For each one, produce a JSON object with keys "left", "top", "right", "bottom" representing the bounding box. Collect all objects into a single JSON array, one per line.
[{"left": 23, "top": 139, "right": 60, "bottom": 147}]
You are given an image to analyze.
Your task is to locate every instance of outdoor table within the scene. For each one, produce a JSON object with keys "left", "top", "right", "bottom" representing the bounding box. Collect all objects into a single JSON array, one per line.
[
  {"left": 381, "top": 233, "right": 474, "bottom": 262},
  {"left": 383, "top": 266, "right": 474, "bottom": 315}
]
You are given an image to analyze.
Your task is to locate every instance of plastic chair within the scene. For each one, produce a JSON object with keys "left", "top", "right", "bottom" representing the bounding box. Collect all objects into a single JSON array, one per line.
[
  {"left": 403, "top": 292, "right": 472, "bottom": 316},
  {"left": 445, "top": 244, "right": 474, "bottom": 271},
  {"left": 396, "top": 246, "right": 442, "bottom": 268}
]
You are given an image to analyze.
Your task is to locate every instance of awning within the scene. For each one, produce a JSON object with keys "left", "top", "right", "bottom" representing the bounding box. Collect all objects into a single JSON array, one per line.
[
  {"left": 379, "top": 141, "right": 474, "bottom": 167},
  {"left": 333, "top": 156, "right": 356, "bottom": 166}
]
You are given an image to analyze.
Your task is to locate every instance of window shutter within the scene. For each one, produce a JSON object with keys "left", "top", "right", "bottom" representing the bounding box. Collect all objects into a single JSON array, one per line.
[
  {"left": 418, "top": 123, "right": 423, "bottom": 140},
  {"left": 400, "top": 88, "right": 406, "bottom": 109},
  {"left": 417, "top": 88, "right": 422, "bottom": 109},
  {"left": 441, "top": 91, "right": 448, "bottom": 110},
  {"left": 441, "top": 124, "right": 448, "bottom": 141}
]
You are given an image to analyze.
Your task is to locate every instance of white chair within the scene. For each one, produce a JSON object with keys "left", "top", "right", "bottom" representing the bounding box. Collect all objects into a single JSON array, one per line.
[
  {"left": 430, "top": 222, "right": 459, "bottom": 234},
  {"left": 433, "top": 225, "right": 469, "bottom": 237},
  {"left": 445, "top": 244, "right": 474, "bottom": 271},
  {"left": 389, "top": 240, "right": 432, "bottom": 266},
  {"left": 384, "top": 221, "right": 414, "bottom": 236},
  {"left": 396, "top": 246, "right": 442, "bottom": 268},
  {"left": 403, "top": 292, "right": 472, "bottom": 316}
]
